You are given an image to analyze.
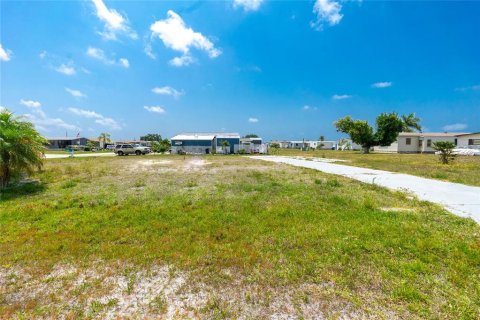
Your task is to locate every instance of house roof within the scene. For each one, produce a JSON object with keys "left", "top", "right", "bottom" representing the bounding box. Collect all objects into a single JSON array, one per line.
[
  {"left": 455, "top": 132, "right": 480, "bottom": 137},
  {"left": 171, "top": 132, "right": 240, "bottom": 140},
  {"left": 398, "top": 132, "right": 468, "bottom": 137},
  {"left": 46, "top": 137, "right": 86, "bottom": 141}
]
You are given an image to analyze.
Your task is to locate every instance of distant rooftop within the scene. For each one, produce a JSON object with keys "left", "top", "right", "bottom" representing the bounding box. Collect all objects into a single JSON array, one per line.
[
  {"left": 399, "top": 132, "right": 469, "bottom": 137},
  {"left": 171, "top": 132, "right": 240, "bottom": 140},
  {"left": 46, "top": 137, "right": 86, "bottom": 141}
]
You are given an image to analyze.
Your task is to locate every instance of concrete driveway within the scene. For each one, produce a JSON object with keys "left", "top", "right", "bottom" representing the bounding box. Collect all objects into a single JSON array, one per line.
[{"left": 251, "top": 156, "right": 480, "bottom": 223}]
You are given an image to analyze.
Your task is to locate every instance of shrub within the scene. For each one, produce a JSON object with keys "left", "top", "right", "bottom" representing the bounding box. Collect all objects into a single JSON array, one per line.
[{"left": 432, "top": 141, "right": 456, "bottom": 164}]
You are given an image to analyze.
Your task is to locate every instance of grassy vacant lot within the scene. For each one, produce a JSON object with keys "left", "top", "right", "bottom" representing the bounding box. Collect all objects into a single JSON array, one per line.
[
  {"left": 276, "top": 149, "right": 480, "bottom": 186},
  {"left": 1, "top": 155, "right": 479, "bottom": 319}
]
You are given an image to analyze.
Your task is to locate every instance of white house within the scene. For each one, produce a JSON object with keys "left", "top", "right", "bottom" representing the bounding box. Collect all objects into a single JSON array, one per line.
[
  {"left": 456, "top": 132, "right": 480, "bottom": 148},
  {"left": 373, "top": 132, "right": 479, "bottom": 153}
]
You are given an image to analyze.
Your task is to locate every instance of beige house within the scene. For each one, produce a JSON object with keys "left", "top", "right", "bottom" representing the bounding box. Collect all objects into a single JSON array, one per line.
[{"left": 373, "top": 132, "right": 479, "bottom": 153}]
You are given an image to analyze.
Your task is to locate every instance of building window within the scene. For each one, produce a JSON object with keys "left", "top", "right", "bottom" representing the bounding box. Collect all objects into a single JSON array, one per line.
[
  {"left": 427, "top": 139, "right": 432, "bottom": 147},
  {"left": 469, "top": 139, "right": 480, "bottom": 145},
  {"left": 454, "top": 138, "right": 457, "bottom": 146},
  {"left": 418, "top": 140, "right": 422, "bottom": 147},
  {"left": 406, "top": 138, "right": 411, "bottom": 145}
]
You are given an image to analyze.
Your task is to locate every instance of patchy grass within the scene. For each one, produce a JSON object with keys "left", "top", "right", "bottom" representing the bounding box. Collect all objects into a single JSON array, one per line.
[
  {"left": 0, "top": 155, "right": 479, "bottom": 319},
  {"left": 276, "top": 149, "right": 480, "bottom": 186}
]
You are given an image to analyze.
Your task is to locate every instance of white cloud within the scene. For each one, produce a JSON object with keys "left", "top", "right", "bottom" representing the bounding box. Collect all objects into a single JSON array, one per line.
[
  {"left": 455, "top": 84, "right": 480, "bottom": 92},
  {"left": 66, "top": 88, "right": 87, "bottom": 98},
  {"left": 144, "top": 43, "right": 156, "bottom": 59},
  {"left": 311, "top": 0, "right": 343, "bottom": 30},
  {"left": 442, "top": 123, "right": 468, "bottom": 131},
  {"left": 86, "top": 47, "right": 128, "bottom": 67},
  {"left": 55, "top": 64, "right": 76, "bottom": 75},
  {"left": 248, "top": 117, "right": 259, "bottom": 123},
  {"left": 332, "top": 94, "right": 352, "bottom": 100},
  {"left": 91, "top": 0, "right": 137, "bottom": 40},
  {"left": 150, "top": 10, "right": 221, "bottom": 66},
  {"left": 0, "top": 106, "right": 7, "bottom": 112},
  {"left": 0, "top": 44, "right": 12, "bottom": 61},
  {"left": 302, "top": 105, "right": 318, "bottom": 111},
  {"left": 371, "top": 81, "right": 392, "bottom": 88},
  {"left": 119, "top": 58, "right": 129, "bottom": 68},
  {"left": 144, "top": 106, "right": 166, "bottom": 114},
  {"left": 20, "top": 99, "right": 41, "bottom": 108},
  {"left": 152, "top": 86, "right": 184, "bottom": 98},
  {"left": 233, "top": 0, "right": 263, "bottom": 11},
  {"left": 39, "top": 50, "right": 47, "bottom": 59},
  {"left": 69, "top": 107, "right": 121, "bottom": 130},
  {"left": 170, "top": 55, "right": 194, "bottom": 67},
  {"left": 22, "top": 100, "right": 77, "bottom": 131}
]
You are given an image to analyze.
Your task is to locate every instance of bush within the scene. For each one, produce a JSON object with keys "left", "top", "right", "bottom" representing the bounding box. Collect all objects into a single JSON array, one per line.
[{"left": 432, "top": 141, "right": 456, "bottom": 164}]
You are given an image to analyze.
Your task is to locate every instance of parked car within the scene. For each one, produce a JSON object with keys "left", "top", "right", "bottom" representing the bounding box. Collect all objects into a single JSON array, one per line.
[
  {"left": 105, "top": 145, "right": 115, "bottom": 150},
  {"left": 114, "top": 144, "right": 151, "bottom": 155}
]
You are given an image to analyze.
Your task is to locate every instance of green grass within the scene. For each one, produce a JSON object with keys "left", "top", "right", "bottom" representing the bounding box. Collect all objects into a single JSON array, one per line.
[
  {"left": 0, "top": 155, "right": 479, "bottom": 318},
  {"left": 275, "top": 148, "right": 480, "bottom": 186}
]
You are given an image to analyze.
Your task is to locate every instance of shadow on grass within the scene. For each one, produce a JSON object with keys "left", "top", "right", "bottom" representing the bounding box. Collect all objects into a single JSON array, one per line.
[{"left": 0, "top": 182, "right": 46, "bottom": 201}]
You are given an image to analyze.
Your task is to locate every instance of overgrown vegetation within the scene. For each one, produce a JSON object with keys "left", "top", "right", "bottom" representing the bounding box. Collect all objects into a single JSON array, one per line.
[{"left": 0, "top": 155, "right": 479, "bottom": 318}]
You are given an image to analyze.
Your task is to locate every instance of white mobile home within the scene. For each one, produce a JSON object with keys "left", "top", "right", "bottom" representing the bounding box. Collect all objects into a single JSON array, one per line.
[{"left": 373, "top": 132, "right": 474, "bottom": 153}]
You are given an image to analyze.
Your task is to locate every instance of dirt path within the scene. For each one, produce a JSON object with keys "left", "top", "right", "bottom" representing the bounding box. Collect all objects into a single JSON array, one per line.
[{"left": 250, "top": 156, "right": 480, "bottom": 223}]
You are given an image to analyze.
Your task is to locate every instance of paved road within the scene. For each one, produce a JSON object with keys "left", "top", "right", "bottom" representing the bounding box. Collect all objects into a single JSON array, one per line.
[
  {"left": 251, "top": 156, "right": 480, "bottom": 223},
  {"left": 45, "top": 153, "right": 116, "bottom": 159}
]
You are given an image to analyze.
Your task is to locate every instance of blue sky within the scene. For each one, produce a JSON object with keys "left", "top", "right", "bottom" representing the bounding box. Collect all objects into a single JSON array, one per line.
[{"left": 1, "top": 0, "right": 479, "bottom": 141}]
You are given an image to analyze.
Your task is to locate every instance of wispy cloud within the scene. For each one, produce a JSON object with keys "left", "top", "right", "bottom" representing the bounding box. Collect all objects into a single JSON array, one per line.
[
  {"left": 311, "top": 0, "right": 343, "bottom": 30},
  {"left": 69, "top": 107, "right": 121, "bottom": 130},
  {"left": 55, "top": 64, "right": 76, "bottom": 76},
  {"left": 150, "top": 10, "right": 221, "bottom": 67},
  {"left": 233, "top": 0, "right": 263, "bottom": 11},
  {"left": 152, "top": 86, "right": 184, "bottom": 98},
  {"left": 442, "top": 123, "right": 468, "bottom": 131},
  {"left": 371, "top": 81, "right": 392, "bottom": 88},
  {"left": 86, "top": 47, "right": 129, "bottom": 68},
  {"left": 455, "top": 84, "right": 480, "bottom": 92},
  {"left": 248, "top": 117, "right": 259, "bottom": 123},
  {"left": 66, "top": 88, "right": 87, "bottom": 98},
  {"left": 91, "top": 0, "right": 137, "bottom": 40},
  {"left": 332, "top": 94, "right": 352, "bottom": 100},
  {"left": 20, "top": 99, "right": 41, "bottom": 108},
  {"left": 22, "top": 99, "right": 77, "bottom": 131},
  {"left": 0, "top": 44, "right": 12, "bottom": 61},
  {"left": 302, "top": 105, "right": 318, "bottom": 111},
  {"left": 144, "top": 106, "right": 166, "bottom": 114}
]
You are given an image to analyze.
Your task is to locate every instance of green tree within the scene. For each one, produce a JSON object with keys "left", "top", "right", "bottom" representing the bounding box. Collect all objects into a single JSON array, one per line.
[
  {"left": 243, "top": 134, "right": 259, "bottom": 138},
  {"left": 401, "top": 113, "right": 422, "bottom": 132},
  {"left": 86, "top": 140, "right": 98, "bottom": 151},
  {"left": 432, "top": 141, "right": 456, "bottom": 164},
  {"left": 152, "top": 139, "right": 171, "bottom": 153},
  {"left": 98, "top": 132, "right": 111, "bottom": 148},
  {"left": 140, "top": 133, "right": 162, "bottom": 142},
  {"left": 0, "top": 109, "right": 47, "bottom": 188},
  {"left": 318, "top": 135, "right": 325, "bottom": 149},
  {"left": 334, "top": 112, "right": 416, "bottom": 154},
  {"left": 220, "top": 140, "right": 230, "bottom": 154},
  {"left": 269, "top": 142, "right": 280, "bottom": 154}
]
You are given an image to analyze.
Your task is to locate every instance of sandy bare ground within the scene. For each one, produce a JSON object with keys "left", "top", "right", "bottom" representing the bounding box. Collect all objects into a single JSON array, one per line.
[
  {"left": 250, "top": 156, "right": 480, "bottom": 223},
  {"left": 1, "top": 263, "right": 374, "bottom": 319}
]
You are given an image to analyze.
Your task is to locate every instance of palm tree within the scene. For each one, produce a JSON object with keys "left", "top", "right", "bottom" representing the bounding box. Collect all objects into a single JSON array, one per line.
[
  {"left": 98, "top": 132, "right": 111, "bottom": 149},
  {"left": 401, "top": 113, "right": 422, "bottom": 132},
  {"left": 220, "top": 140, "right": 230, "bottom": 154},
  {"left": 0, "top": 109, "right": 47, "bottom": 188}
]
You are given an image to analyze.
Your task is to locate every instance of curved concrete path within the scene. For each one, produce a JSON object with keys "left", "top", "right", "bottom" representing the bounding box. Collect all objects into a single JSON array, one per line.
[{"left": 250, "top": 156, "right": 480, "bottom": 223}]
